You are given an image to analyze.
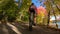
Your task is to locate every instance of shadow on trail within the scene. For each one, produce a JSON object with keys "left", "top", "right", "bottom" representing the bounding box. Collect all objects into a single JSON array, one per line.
[
  {"left": 0, "top": 21, "right": 17, "bottom": 34},
  {"left": 0, "top": 21, "right": 60, "bottom": 34}
]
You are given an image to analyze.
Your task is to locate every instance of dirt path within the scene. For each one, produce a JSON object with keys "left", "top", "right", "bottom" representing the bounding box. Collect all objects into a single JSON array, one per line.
[{"left": 0, "top": 22, "right": 60, "bottom": 34}]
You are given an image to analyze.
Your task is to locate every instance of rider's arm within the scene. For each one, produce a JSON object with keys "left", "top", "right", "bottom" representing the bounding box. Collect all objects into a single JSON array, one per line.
[{"left": 34, "top": 6, "right": 37, "bottom": 16}]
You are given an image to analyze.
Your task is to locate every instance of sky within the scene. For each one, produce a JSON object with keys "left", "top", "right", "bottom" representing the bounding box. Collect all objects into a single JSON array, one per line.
[
  {"left": 15, "top": 0, "right": 18, "bottom": 2},
  {"left": 50, "top": 16, "right": 55, "bottom": 20},
  {"left": 32, "top": 0, "right": 46, "bottom": 8},
  {"left": 15, "top": 0, "right": 18, "bottom": 1},
  {"left": 15, "top": 0, "right": 46, "bottom": 8}
]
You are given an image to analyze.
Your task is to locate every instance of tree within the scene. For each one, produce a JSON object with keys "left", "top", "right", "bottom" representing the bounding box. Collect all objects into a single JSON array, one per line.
[
  {"left": 18, "top": 0, "right": 31, "bottom": 22},
  {"left": 44, "top": 0, "right": 51, "bottom": 26},
  {"left": 0, "top": 0, "right": 18, "bottom": 22},
  {"left": 45, "top": 0, "right": 60, "bottom": 27}
]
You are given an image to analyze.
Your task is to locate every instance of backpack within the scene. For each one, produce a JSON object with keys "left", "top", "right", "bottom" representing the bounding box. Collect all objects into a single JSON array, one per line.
[{"left": 29, "top": 6, "right": 35, "bottom": 12}]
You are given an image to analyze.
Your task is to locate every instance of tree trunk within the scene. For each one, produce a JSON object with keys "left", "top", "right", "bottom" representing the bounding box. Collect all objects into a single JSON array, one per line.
[
  {"left": 47, "top": 11, "right": 50, "bottom": 26},
  {"left": 50, "top": 0, "right": 58, "bottom": 28},
  {"left": 18, "top": 0, "right": 22, "bottom": 9}
]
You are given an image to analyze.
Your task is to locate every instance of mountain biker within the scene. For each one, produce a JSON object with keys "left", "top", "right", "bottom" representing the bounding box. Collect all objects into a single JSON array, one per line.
[{"left": 29, "top": 3, "right": 37, "bottom": 31}]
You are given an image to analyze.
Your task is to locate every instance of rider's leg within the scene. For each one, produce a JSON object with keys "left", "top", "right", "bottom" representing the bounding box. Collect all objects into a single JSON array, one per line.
[
  {"left": 29, "top": 13, "right": 32, "bottom": 31},
  {"left": 32, "top": 12, "right": 36, "bottom": 26}
]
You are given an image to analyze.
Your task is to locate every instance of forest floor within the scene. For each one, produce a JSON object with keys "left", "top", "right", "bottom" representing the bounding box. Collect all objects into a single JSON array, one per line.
[{"left": 0, "top": 21, "right": 60, "bottom": 34}]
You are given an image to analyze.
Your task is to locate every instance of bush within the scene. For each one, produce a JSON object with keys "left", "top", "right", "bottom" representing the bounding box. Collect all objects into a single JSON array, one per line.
[
  {"left": 0, "top": 0, "right": 18, "bottom": 22},
  {"left": 7, "top": 16, "right": 16, "bottom": 22}
]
